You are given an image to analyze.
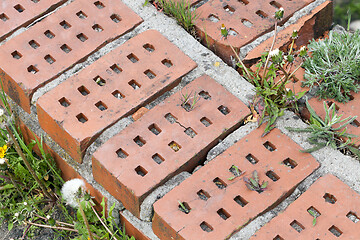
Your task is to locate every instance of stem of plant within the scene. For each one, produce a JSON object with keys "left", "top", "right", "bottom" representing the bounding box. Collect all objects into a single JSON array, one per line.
[
  {"left": 78, "top": 200, "right": 94, "bottom": 240},
  {"left": 261, "top": 21, "right": 278, "bottom": 86},
  {"left": 5, "top": 126, "right": 55, "bottom": 202},
  {"left": 24, "top": 221, "right": 78, "bottom": 232},
  {"left": 5, "top": 169, "right": 24, "bottom": 198},
  {"left": 91, "top": 205, "right": 120, "bottom": 240},
  {"left": 229, "top": 45, "right": 252, "bottom": 79}
]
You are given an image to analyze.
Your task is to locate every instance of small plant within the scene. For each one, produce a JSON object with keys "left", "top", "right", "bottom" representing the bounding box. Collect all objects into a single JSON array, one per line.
[
  {"left": 228, "top": 165, "right": 244, "bottom": 181},
  {"left": 308, "top": 209, "right": 318, "bottom": 226},
  {"left": 243, "top": 170, "right": 268, "bottom": 193},
  {"left": 287, "top": 99, "right": 359, "bottom": 155},
  {"left": 302, "top": 30, "right": 360, "bottom": 103},
  {"left": 178, "top": 200, "right": 190, "bottom": 214},
  {"left": 231, "top": 8, "right": 307, "bottom": 134},
  {"left": 180, "top": 89, "right": 200, "bottom": 111}
]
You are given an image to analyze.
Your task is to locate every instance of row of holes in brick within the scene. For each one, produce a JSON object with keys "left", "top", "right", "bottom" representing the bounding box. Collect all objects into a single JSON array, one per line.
[
  {"left": 0, "top": 1, "right": 107, "bottom": 23},
  {"left": 274, "top": 192, "right": 359, "bottom": 239}
]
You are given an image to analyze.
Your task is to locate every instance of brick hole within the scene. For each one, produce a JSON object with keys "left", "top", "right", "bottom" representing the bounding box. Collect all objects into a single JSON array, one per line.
[
  {"left": 178, "top": 201, "right": 191, "bottom": 214},
  {"left": 223, "top": 5, "right": 235, "bottom": 14},
  {"left": 168, "top": 141, "right": 181, "bottom": 152},
  {"left": 27, "top": 65, "right": 38, "bottom": 74},
  {"left": 241, "top": 19, "right": 253, "bottom": 28},
  {"left": 218, "top": 105, "right": 230, "bottom": 115},
  {"left": 44, "top": 30, "right": 55, "bottom": 39},
  {"left": 229, "top": 165, "right": 242, "bottom": 177},
  {"left": 246, "top": 154, "right": 258, "bottom": 164},
  {"left": 94, "top": 76, "right": 106, "bottom": 86},
  {"left": 60, "top": 44, "right": 72, "bottom": 53},
  {"left": 14, "top": 4, "right": 25, "bottom": 13},
  {"left": 116, "top": 148, "right": 128, "bottom": 158},
  {"left": 165, "top": 113, "right": 177, "bottom": 124},
  {"left": 263, "top": 141, "right": 276, "bottom": 151},
  {"left": 92, "top": 24, "right": 103, "bottom": 32},
  {"left": 143, "top": 43, "right": 155, "bottom": 52},
  {"left": 152, "top": 153, "right": 165, "bottom": 164},
  {"left": 200, "top": 117, "right": 212, "bottom": 127},
  {"left": 282, "top": 158, "right": 297, "bottom": 169},
  {"left": 200, "top": 222, "right": 213, "bottom": 232},
  {"left": 290, "top": 220, "right": 304, "bottom": 233},
  {"left": 29, "top": 40, "right": 40, "bottom": 49},
  {"left": 135, "top": 166, "right": 148, "bottom": 177},
  {"left": 0, "top": 13, "right": 9, "bottom": 22},
  {"left": 199, "top": 91, "right": 211, "bottom": 100},
  {"left": 76, "top": 11, "right": 88, "bottom": 19},
  {"left": 78, "top": 86, "right": 90, "bottom": 96},
  {"left": 234, "top": 195, "right": 248, "bottom": 207},
  {"left": 238, "top": 0, "right": 249, "bottom": 5},
  {"left": 76, "top": 33, "right": 88, "bottom": 42},
  {"left": 307, "top": 206, "right": 321, "bottom": 218},
  {"left": 128, "top": 80, "right": 141, "bottom": 90},
  {"left": 76, "top": 113, "right": 88, "bottom": 123},
  {"left": 133, "top": 136, "right": 146, "bottom": 147},
  {"left": 217, "top": 208, "right": 231, "bottom": 220},
  {"left": 228, "top": 28, "right": 238, "bottom": 36},
  {"left": 256, "top": 10, "right": 268, "bottom": 19},
  {"left": 346, "top": 212, "right": 360, "bottom": 223},
  {"left": 94, "top": 1, "right": 105, "bottom": 9},
  {"left": 144, "top": 69, "right": 156, "bottom": 79},
  {"left": 197, "top": 190, "right": 210, "bottom": 201},
  {"left": 127, "top": 53, "right": 139, "bottom": 63},
  {"left": 31, "top": 0, "right": 40, "bottom": 2},
  {"left": 112, "top": 90, "right": 124, "bottom": 99},
  {"left": 350, "top": 119, "right": 360, "bottom": 127},
  {"left": 273, "top": 236, "right": 284, "bottom": 240},
  {"left": 110, "top": 14, "right": 121, "bottom": 23},
  {"left": 326, "top": 101, "right": 340, "bottom": 111},
  {"left": 182, "top": 102, "right": 192, "bottom": 112},
  {"left": 323, "top": 193, "right": 337, "bottom": 204},
  {"left": 95, "top": 101, "right": 107, "bottom": 111},
  {"left": 184, "top": 127, "right": 197, "bottom": 138},
  {"left": 329, "top": 225, "right": 342, "bottom": 237},
  {"left": 213, "top": 177, "right": 227, "bottom": 189},
  {"left": 161, "top": 59, "right": 173, "bottom": 68},
  {"left": 58, "top": 97, "right": 70, "bottom": 107},
  {"left": 110, "top": 64, "right": 122, "bottom": 73},
  {"left": 148, "top": 124, "right": 161, "bottom": 135},
  {"left": 60, "top": 20, "right": 71, "bottom": 29},
  {"left": 266, "top": 170, "right": 279, "bottom": 182},
  {"left": 208, "top": 14, "right": 219, "bottom": 22},
  {"left": 270, "top": 1, "right": 282, "bottom": 8},
  {"left": 44, "top": 54, "right": 55, "bottom": 64},
  {"left": 348, "top": 93, "right": 355, "bottom": 101},
  {"left": 11, "top": 51, "right": 22, "bottom": 59}
]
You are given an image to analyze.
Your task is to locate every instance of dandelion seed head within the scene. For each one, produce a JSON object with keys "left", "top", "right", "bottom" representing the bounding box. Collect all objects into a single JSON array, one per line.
[{"left": 61, "top": 178, "right": 85, "bottom": 208}]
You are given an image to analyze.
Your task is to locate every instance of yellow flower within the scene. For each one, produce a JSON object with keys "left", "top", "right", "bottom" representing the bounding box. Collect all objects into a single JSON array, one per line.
[{"left": 0, "top": 145, "right": 8, "bottom": 158}]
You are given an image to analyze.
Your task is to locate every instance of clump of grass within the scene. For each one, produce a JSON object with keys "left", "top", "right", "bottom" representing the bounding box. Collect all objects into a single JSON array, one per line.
[{"left": 302, "top": 30, "right": 360, "bottom": 103}]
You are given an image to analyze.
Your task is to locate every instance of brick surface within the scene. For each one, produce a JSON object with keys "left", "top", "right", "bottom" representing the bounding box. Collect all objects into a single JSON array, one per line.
[
  {"left": 307, "top": 93, "right": 360, "bottom": 147},
  {"left": 0, "top": 0, "right": 67, "bottom": 41},
  {"left": 0, "top": 0, "right": 143, "bottom": 113},
  {"left": 251, "top": 174, "right": 360, "bottom": 239},
  {"left": 119, "top": 211, "right": 151, "bottom": 240},
  {"left": 92, "top": 75, "right": 249, "bottom": 218},
  {"left": 152, "top": 127, "right": 319, "bottom": 240},
  {"left": 37, "top": 30, "right": 197, "bottom": 163},
  {"left": 195, "top": 0, "right": 315, "bottom": 64}
]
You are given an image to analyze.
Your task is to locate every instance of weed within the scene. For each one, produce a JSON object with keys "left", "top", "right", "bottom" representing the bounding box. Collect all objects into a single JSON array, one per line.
[
  {"left": 243, "top": 170, "right": 268, "bottom": 193},
  {"left": 302, "top": 30, "right": 360, "bottom": 103},
  {"left": 180, "top": 89, "right": 200, "bottom": 111},
  {"left": 228, "top": 165, "right": 244, "bottom": 181},
  {"left": 308, "top": 209, "right": 318, "bottom": 226}
]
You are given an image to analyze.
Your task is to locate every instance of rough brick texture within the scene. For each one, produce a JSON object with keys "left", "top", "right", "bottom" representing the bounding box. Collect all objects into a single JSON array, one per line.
[
  {"left": 92, "top": 75, "right": 250, "bottom": 218},
  {"left": 251, "top": 174, "right": 360, "bottom": 239},
  {"left": 0, "top": 0, "right": 143, "bottom": 113},
  {"left": 152, "top": 127, "right": 319, "bottom": 240},
  {"left": 37, "top": 30, "right": 197, "bottom": 163}
]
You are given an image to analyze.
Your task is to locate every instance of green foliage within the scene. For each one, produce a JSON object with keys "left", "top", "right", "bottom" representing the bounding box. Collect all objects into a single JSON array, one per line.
[
  {"left": 308, "top": 209, "right": 318, "bottom": 226},
  {"left": 243, "top": 170, "right": 268, "bottom": 193},
  {"left": 287, "top": 99, "right": 359, "bottom": 155},
  {"left": 180, "top": 89, "right": 200, "bottom": 111},
  {"left": 334, "top": 0, "right": 360, "bottom": 27},
  {"left": 302, "top": 30, "right": 360, "bottom": 103}
]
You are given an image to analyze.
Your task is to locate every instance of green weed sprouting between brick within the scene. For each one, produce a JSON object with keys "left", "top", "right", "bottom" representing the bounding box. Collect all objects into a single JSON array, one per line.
[
  {"left": 302, "top": 30, "right": 360, "bottom": 103},
  {"left": 231, "top": 8, "right": 307, "bottom": 135},
  {"left": 243, "top": 170, "right": 268, "bottom": 193},
  {"left": 287, "top": 98, "right": 360, "bottom": 157},
  {"left": 144, "top": 0, "right": 198, "bottom": 32},
  {"left": 180, "top": 89, "right": 200, "bottom": 111},
  {"left": 0, "top": 82, "right": 134, "bottom": 239}
]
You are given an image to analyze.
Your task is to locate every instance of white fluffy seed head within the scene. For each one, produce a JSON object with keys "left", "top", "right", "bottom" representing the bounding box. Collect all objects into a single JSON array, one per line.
[
  {"left": 269, "top": 48, "right": 280, "bottom": 57},
  {"left": 61, "top": 178, "right": 85, "bottom": 208},
  {"left": 0, "top": 158, "right": 5, "bottom": 164}
]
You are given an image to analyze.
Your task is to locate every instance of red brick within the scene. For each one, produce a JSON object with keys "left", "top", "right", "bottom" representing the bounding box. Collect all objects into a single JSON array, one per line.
[
  {"left": 195, "top": 0, "right": 317, "bottom": 65},
  {"left": 152, "top": 126, "right": 319, "bottom": 240},
  {"left": 119, "top": 211, "right": 151, "bottom": 240},
  {"left": 0, "top": 0, "right": 143, "bottom": 113},
  {"left": 251, "top": 174, "right": 360, "bottom": 239},
  {"left": 37, "top": 30, "right": 197, "bottom": 163},
  {"left": 92, "top": 75, "right": 249, "bottom": 218},
  {"left": 0, "top": 0, "right": 68, "bottom": 41},
  {"left": 17, "top": 119, "right": 107, "bottom": 213},
  {"left": 133, "top": 107, "right": 150, "bottom": 121}
]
